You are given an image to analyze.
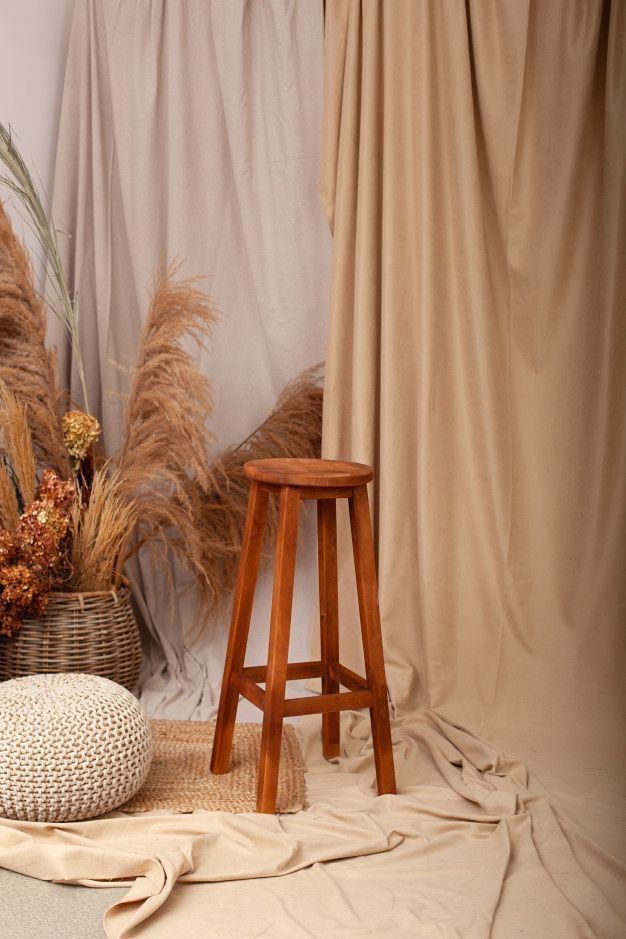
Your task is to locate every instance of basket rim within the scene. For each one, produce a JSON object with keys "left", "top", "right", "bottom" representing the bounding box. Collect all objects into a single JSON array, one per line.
[{"left": 45, "top": 577, "right": 131, "bottom": 603}]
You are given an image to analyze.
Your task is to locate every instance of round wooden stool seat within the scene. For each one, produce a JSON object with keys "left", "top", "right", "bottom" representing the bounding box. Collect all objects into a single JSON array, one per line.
[{"left": 245, "top": 458, "right": 373, "bottom": 488}]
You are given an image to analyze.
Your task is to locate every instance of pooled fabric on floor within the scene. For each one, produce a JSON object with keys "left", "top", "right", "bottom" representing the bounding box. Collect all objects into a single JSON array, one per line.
[{"left": 0, "top": 711, "right": 623, "bottom": 938}]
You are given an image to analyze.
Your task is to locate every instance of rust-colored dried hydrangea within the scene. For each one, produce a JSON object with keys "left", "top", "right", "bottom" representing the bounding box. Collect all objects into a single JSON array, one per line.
[
  {"left": 0, "top": 563, "right": 48, "bottom": 637},
  {"left": 16, "top": 510, "right": 63, "bottom": 571},
  {"left": 37, "top": 468, "right": 76, "bottom": 512},
  {"left": 0, "top": 471, "right": 76, "bottom": 637},
  {"left": 0, "top": 529, "right": 17, "bottom": 566}
]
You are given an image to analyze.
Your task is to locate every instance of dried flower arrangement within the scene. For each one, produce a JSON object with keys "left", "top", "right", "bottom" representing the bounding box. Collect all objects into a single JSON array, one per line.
[{"left": 0, "top": 124, "right": 322, "bottom": 639}]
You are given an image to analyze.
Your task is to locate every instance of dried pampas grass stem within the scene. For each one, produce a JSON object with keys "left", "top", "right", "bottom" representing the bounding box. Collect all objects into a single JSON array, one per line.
[
  {"left": 0, "top": 464, "right": 19, "bottom": 531},
  {"left": 115, "top": 267, "right": 216, "bottom": 493},
  {"left": 68, "top": 468, "right": 138, "bottom": 592},
  {"left": 109, "top": 268, "right": 217, "bottom": 598},
  {"left": 0, "top": 381, "right": 36, "bottom": 509},
  {"left": 0, "top": 200, "right": 69, "bottom": 477},
  {"left": 0, "top": 123, "right": 89, "bottom": 410},
  {"left": 194, "top": 364, "right": 323, "bottom": 609}
]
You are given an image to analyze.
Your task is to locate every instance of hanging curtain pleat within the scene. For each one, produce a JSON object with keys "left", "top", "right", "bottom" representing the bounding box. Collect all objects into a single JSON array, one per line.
[
  {"left": 321, "top": 0, "right": 625, "bottom": 756},
  {"left": 49, "top": 0, "right": 330, "bottom": 718}
]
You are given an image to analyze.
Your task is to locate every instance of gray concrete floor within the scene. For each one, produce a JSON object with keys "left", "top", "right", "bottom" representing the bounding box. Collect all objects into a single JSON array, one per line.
[{"left": 0, "top": 867, "right": 123, "bottom": 938}]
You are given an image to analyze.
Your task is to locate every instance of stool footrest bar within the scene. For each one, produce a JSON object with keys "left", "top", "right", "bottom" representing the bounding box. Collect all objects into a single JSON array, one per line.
[
  {"left": 242, "top": 661, "right": 324, "bottom": 683},
  {"left": 231, "top": 673, "right": 266, "bottom": 710},
  {"left": 283, "top": 690, "right": 373, "bottom": 717},
  {"left": 329, "top": 662, "right": 369, "bottom": 692}
]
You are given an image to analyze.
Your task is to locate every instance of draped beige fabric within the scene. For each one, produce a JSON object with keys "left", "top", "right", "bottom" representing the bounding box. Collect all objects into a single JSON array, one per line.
[
  {"left": 322, "top": 0, "right": 625, "bottom": 762},
  {"left": 1, "top": 2, "right": 625, "bottom": 936},
  {"left": 2, "top": 708, "right": 625, "bottom": 936},
  {"left": 317, "top": 0, "right": 626, "bottom": 930}
]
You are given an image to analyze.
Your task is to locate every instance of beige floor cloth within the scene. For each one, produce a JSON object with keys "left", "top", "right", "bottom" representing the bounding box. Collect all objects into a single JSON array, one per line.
[{"left": 1, "top": 710, "right": 623, "bottom": 937}]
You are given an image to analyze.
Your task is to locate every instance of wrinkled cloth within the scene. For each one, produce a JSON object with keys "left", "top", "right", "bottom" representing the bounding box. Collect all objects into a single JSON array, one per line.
[{"left": 0, "top": 712, "right": 623, "bottom": 937}]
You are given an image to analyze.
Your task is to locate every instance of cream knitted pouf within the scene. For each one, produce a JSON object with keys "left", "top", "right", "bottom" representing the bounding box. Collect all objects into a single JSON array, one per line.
[{"left": 0, "top": 673, "right": 153, "bottom": 822}]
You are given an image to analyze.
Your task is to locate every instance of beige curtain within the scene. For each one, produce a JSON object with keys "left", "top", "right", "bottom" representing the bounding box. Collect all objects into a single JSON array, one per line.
[
  {"left": 1, "top": 3, "right": 625, "bottom": 936},
  {"left": 322, "top": 0, "right": 625, "bottom": 759}
]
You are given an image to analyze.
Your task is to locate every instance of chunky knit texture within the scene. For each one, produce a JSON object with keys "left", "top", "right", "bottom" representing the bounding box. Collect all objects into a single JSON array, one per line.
[{"left": 0, "top": 673, "right": 153, "bottom": 821}]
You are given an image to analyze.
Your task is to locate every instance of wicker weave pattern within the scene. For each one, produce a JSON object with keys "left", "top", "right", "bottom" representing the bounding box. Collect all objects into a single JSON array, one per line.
[
  {"left": 0, "top": 673, "right": 153, "bottom": 822},
  {"left": 0, "top": 586, "right": 142, "bottom": 690}
]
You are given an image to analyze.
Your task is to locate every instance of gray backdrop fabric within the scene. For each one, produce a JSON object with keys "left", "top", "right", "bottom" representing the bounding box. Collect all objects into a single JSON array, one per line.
[{"left": 50, "top": 0, "right": 330, "bottom": 718}]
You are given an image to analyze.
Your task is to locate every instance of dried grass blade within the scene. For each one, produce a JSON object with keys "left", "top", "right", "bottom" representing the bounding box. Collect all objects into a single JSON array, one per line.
[
  {"left": 193, "top": 364, "right": 324, "bottom": 612},
  {"left": 0, "top": 199, "right": 69, "bottom": 476},
  {"left": 0, "top": 380, "right": 36, "bottom": 507}
]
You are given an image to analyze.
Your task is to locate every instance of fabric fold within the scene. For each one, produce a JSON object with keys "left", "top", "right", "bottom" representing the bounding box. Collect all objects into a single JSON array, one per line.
[{"left": 1, "top": 711, "right": 623, "bottom": 937}]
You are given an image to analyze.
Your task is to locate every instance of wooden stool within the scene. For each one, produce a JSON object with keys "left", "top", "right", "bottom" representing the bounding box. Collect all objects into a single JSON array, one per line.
[{"left": 210, "top": 458, "right": 397, "bottom": 813}]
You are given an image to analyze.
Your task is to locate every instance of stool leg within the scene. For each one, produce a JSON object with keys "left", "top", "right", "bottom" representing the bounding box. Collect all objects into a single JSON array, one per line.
[
  {"left": 348, "top": 485, "right": 397, "bottom": 796},
  {"left": 318, "top": 500, "right": 340, "bottom": 760},
  {"left": 257, "top": 486, "right": 301, "bottom": 813},
  {"left": 211, "top": 481, "right": 269, "bottom": 775}
]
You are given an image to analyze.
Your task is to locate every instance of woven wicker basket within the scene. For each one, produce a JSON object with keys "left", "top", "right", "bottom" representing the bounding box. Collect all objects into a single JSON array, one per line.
[{"left": 0, "top": 585, "right": 142, "bottom": 690}]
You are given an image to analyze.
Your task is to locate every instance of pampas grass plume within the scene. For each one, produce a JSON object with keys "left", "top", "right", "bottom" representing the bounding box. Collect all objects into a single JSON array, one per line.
[
  {"left": 193, "top": 364, "right": 323, "bottom": 609},
  {"left": 0, "top": 199, "right": 69, "bottom": 477}
]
